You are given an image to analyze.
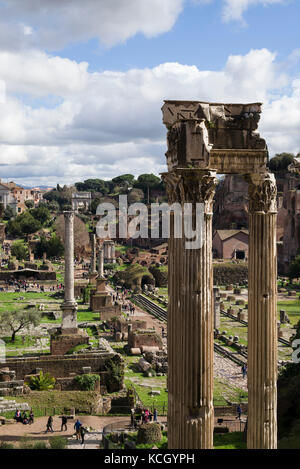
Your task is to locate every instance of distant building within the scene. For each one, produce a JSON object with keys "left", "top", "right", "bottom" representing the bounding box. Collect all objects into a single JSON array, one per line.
[
  {"left": 72, "top": 192, "right": 92, "bottom": 212},
  {"left": 212, "top": 229, "right": 249, "bottom": 260},
  {"left": 0, "top": 182, "right": 18, "bottom": 213},
  {"left": 0, "top": 180, "right": 44, "bottom": 214}
]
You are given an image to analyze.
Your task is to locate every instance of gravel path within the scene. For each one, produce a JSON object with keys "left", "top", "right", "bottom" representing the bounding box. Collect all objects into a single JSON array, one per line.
[{"left": 214, "top": 352, "right": 248, "bottom": 391}]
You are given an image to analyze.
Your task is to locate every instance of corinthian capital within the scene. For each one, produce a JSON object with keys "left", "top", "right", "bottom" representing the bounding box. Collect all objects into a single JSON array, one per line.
[
  {"left": 63, "top": 210, "right": 74, "bottom": 221},
  {"left": 162, "top": 169, "right": 217, "bottom": 207},
  {"left": 247, "top": 172, "right": 277, "bottom": 214}
]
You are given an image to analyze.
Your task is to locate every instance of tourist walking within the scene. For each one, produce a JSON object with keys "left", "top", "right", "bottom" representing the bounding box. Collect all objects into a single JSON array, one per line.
[
  {"left": 29, "top": 410, "right": 34, "bottom": 425},
  {"left": 74, "top": 419, "right": 82, "bottom": 440},
  {"left": 242, "top": 364, "right": 247, "bottom": 379},
  {"left": 153, "top": 408, "right": 158, "bottom": 422},
  {"left": 80, "top": 425, "right": 87, "bottom": 445},
  {"left": 46, "top": 416, "right": 54, "bottom": 433},
  {"left": 236, "top": 404, "right": 242, "bottom": 420},
  {"left": 61, "top": 415, "right": 68, "bottom": 431}
]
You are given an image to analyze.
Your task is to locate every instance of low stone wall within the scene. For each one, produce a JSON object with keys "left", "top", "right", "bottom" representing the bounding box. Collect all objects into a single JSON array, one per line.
[
  {"left": 0, "top": 270, "right": 56, "bottom": 281},
  {"left": 101, "top": 306, "right": 123, "bottom": 321},
  {"left": 128, "top": 330, "right": 163, "bottom": 350},
  {"left": 115, "top": 319, "right": 147, "bottom": 334},
  {"left": 5, "top": 353, "right": 113, "bottom": 380}
]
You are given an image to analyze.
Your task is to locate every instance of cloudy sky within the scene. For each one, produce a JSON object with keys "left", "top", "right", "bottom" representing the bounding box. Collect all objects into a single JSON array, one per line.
[{"left": 0, "top": 0, "right": 299, "bottom": 187}]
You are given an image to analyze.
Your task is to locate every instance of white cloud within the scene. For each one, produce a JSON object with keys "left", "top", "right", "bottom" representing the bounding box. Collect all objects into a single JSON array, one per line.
[
  {"left": 222, "top": 0, "right": 288, "bottom": 23},
  {"left": 0, "top": 0, "right": 184, "bottom": 50},
  {"left": 0, "top": 47, "right": 299, "bottom": 185}
]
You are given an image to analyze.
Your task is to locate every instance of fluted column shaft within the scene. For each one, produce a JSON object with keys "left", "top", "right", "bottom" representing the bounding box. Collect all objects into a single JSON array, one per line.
[
  {"left": 98, "top": 249, "right": 104, "bottom": 277},
  {"left": 163, "top": 168, "right": 217, "bottom": 449},
  {"left": 64, "top": 211, "right": 75, "bottom": 303},
  {"left": 61, "top": 211, "right": 77, "bottom": 333},
  {"left": 247, "top": 172, "right": 277, "bottom": 449},
  {"left": 89, "top": 233, "right": 97, "bottom": 274}
]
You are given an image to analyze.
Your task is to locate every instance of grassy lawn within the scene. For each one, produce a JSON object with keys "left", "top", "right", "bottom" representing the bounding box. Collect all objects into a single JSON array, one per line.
[
  {"left": 4, "top": 391, "right": 101, "bottom": 418},
  {"left": 277, "top": 300, "right": 300, "bottom": 326},
  {"left": 214, "top": 432, "right": 246, "bottom": 449},
  {"left": 2, "top": 335, "right": 40, "bottom": 349}
]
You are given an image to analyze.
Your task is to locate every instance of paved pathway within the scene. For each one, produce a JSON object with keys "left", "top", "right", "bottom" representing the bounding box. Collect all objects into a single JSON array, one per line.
[
  {"left": 214, "top": 352, "right": 248, "bottom": 391},
  {"left": 0, "top": 416, "right": 130, "bottom": 447}
]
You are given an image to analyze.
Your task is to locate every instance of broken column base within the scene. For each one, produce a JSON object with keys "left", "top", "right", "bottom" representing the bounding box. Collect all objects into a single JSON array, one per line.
[{"left": 50, "top": 329, "right": 89, "bottom": 356}]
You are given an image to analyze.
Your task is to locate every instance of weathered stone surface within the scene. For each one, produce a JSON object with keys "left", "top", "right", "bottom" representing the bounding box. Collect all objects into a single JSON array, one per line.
[
  {"left": 162, "top": 100, "right": 267, "bottom": 173},
  {"left": 162, "top": 100, "right": 277, "bottom": 450}
]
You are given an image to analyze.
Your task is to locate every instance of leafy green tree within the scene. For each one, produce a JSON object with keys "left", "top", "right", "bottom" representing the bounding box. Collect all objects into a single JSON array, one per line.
[
  {"left": 112, "top": 174, "right": 135, "bottom": 188},
  {"left": 0, "top": 202, "right": 4, "bottom": 218},
  {"left": 25, "top": 200, "right": 34, "bottom": 209},
  {"left": 30, "top": 205, "right": 51, "bottom": 225},
  {"left": 11, "top": 240, "right": 28, "bottom": 260},
  {"left": 3, "top": 205, "right": 14, "bottom": 220},
  {"left": 75, "top": 178, "right": 110, "bottom": 194},
  {"left": 19, "top": 212, "right": 41, "bottom": 235},
  {"left": 29, "top": 371, "right": 56, "bottom": 391},
  {"left": 269, "top": 153, "right": 295, "bottom": 172},
  {"left": 0, "top": 311, "right": 41, "bottom": 342},
  {"left": 35, "top": 235, "right": 64, "bottom": 259},
  {"left": 43, "top": 186, "right": 74, "bottom": 208},
  {"left": 48, "top": 200, "right": 60, "bottom": 212},
  {"left": 6, "top": 211, "right": 41, "bottom": 237},
  {"left": 133, "top": 174, "right": 163, "bottom": 202},
  {"left": 289, "top": 255, "right": 300, "bottom": 282}
]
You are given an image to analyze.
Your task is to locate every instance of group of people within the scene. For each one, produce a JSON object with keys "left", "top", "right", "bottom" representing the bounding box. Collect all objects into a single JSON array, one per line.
[
  {"left": 130, "top": 408, "right": 158, "bottom": 428},
  {"left": 122, "top": 302, "right": 135, "bottom": 314},
  {"left": 14, "top": 409, "right": 34, "bottom": 425},
  {"left": 45, "top": 416, "right": 87, "bottom": 444}
]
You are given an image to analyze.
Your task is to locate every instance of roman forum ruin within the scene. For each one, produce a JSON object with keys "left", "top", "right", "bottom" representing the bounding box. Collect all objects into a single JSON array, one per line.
[{"left": 162, "top": 101, "right": 277, "bottom": 449}]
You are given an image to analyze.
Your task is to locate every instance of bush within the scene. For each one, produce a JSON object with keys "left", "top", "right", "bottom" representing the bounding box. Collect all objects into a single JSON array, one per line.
[
  {"left": 105, "top": 356, "right": 124, "bottom": 392},
  {"left": 0, "top": 441, "right": 14, "bottom": 449},
  {"left": 137, "top": 423, "right": 162, "bottom": 445},
  {"left": 74, "top": 374, "right": 100, "bottom": 391},
  {"left": 83, "top": 285, "right": 96, "bottom": 304},
  {"left": 29, "top": 371, "right": 56, "bottom": 391},
  {"left": 213, "top": 263, "right": 248, "bottom": 285},
  {"left": 11, "top": 240, "right": 28, "bottom": 260},
  {"left": 49, "top": 436, "right": 68, "bottom": 449}
]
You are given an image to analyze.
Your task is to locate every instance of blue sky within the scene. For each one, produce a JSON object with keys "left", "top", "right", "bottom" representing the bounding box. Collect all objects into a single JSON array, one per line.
[
  {"left": 57, "top": 1, "right": 300, "bottom": 73},
  {"left": 0, "top": 0, "right": 299, "bottom": 186}
]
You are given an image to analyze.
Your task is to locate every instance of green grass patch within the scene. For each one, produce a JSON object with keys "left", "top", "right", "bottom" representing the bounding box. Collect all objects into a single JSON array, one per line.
[{"left": 214, "top": 432, "right": 246, "bottom": 449}]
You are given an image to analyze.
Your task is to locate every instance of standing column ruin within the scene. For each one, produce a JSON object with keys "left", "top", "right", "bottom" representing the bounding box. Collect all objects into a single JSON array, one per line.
[
  {"left": 89, "top": 233, "right": 97, "bottom": 274},
  {"left": 247, "top": 172, "right": 278, "bottom": 449},
  {"left": 98, "top": 248, "right": 104, "bottom": 277},
  {"left": 50, "top": 211, "right": 88, "bottom": 355},
  {"left": 61, "top": 211, "right": 78, "bottom": 333},
  {"left": 163, "top": 168, "right": 217, "bottom": 449},
  {"left": 161, "top": 100, "right": 277, "bottom": 449}
]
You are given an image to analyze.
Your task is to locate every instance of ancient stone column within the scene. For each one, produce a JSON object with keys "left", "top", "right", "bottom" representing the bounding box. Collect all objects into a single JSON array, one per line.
[
  {"left": 247, "top": 172, "right": 277, "bottom": 449},
  {"left": 89, "top": 233, "right": 97, "bottom": 274},
  {"left": 163, "top": 168, "right": 217, "bottom": 449},
  {"left": 61, "top": 211, "right": 78, "bottom": 333},
  {"left": 98, "top": 248, "right": 104, "bottom": 277}
]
